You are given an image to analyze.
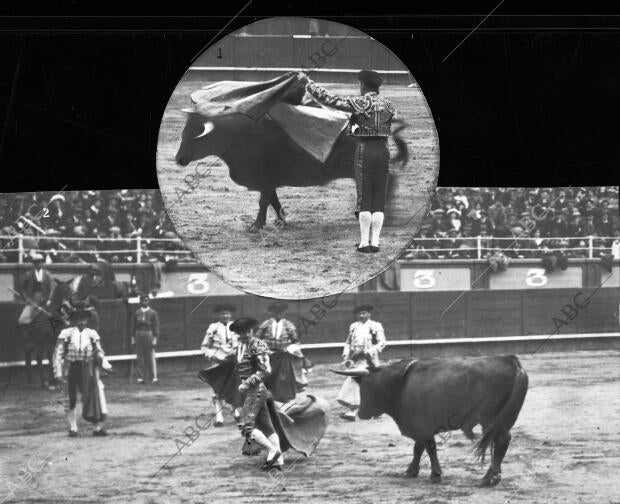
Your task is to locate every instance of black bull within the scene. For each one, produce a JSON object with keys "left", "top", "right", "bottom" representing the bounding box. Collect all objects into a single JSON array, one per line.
[
  {"left": 174, "top": 88, "right": 409, "bottom": 230},
  {"left": 333, "top": 355, "right": 528, "bottom": 487}
]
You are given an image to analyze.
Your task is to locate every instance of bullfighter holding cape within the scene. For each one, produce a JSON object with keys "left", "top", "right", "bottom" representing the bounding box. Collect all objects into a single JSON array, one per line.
[
  {"left": 200, "top": 304, "right": 241, "bottom": 426},
  {"left": 198, "top": 317, "right": 329, "bottom": 469},
  {"left": 53, "top": 309, "right": 112, "bottom": 436},
  {"left": 256, "top": 302, "right": 313, "bottom": 402},
  {"left": 338, "top": 304, "right": 386, "bottom": 421}
]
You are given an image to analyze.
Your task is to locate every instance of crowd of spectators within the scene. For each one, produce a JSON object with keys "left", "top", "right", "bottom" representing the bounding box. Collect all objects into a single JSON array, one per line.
[
  {"left": 404, "top": 187, "right": 620, "bottom": 260},
  {"left": 0, "top": 190, "right": 187, "bottom": 264},
  {"left": 1, "top": 187, "right": 618, "bottom": 264}
]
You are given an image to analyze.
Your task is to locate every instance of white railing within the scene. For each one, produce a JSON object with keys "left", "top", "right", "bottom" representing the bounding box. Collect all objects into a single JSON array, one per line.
[
  {"left": 404, "top": 236, "right": 620, "bottom": 260},
  {"left": 0, "top": 234, "right": 193, "bottom": 264}
]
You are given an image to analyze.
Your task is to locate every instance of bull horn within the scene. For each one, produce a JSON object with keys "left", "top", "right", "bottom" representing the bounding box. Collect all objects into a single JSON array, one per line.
[
  {"left": 195, "top": 121, "right": 214, "bottom": 139},
  {"left": 330, "top": 368, "right": 370, "bottom": 377}
]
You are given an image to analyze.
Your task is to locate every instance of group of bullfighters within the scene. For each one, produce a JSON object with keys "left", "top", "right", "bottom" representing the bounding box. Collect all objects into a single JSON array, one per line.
[
  {"left": 197, "top": 301, "right": 386, "bottom": 470},
  {"left": 50, "top": 293, "right": 387, "bottom": 471}
]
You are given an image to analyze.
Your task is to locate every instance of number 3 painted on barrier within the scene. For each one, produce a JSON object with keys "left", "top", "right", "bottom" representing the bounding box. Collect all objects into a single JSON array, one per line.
[
  {"left": 187, "top": 273, "right": 210, "bottom": 294},
  {"left": 525, "top": 268, "right": 548, "bottom": 287},
  {"left": 413, "top": 270, "right": 436, "bottom": 289}
]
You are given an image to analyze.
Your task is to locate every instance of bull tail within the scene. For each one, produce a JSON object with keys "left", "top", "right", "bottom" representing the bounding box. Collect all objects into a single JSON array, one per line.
[
  {"left": 390, "top": 118, "right": 409, "bottom": 166},
  {"left": 475, "top": 356, "right": 529, "bottom": 463}
]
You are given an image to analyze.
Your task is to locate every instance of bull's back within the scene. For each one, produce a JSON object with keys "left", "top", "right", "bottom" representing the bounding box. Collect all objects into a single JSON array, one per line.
[{"left": 396, "top": 355, "right": 522, "bottom": 440}]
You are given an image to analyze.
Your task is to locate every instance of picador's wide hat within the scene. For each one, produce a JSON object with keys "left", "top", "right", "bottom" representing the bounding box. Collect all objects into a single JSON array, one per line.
[
  {"left": 267, "top": 301, "right": 289, "bottom": 314},
  {"left": 353, "top": 304, "right": 374, "bottom": 314},
  {"left": 229, "top": 317, "right": 259, "bottom": 333},
  {"left": 357, "top": 69, "right": 383, "bottom": 89},
  {"left": 214, "top": 303, "right": 236, "bottom": 313}
]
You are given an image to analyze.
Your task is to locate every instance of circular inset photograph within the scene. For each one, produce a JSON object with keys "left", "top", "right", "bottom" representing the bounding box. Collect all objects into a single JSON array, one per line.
[{"left": 157, "top": 17, "right": 439, "bottom": 299}]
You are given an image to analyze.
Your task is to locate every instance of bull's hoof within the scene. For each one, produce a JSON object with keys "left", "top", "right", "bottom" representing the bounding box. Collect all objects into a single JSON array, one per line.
[
  {"left": 248, "top": 222, "right": 265, "bottom": 232},
  {"left": 405, "top": 464, "right": 419, "bottom": 478},
  {"left": 480, "top": 473, "right": 501, "bottom": 487},
  {"left": 276, "top": 208, "right": 287, "bottom": 224},
  {"left": 430, "top": 472, "right": 442, "bottom": 483}
]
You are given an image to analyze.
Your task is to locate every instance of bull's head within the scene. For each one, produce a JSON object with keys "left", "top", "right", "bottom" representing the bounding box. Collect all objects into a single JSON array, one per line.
[
  {"left": 332, "top": 359, "right": 403, "bottom": 420},
  {"left": 175, "top": 109, "right": 218, "bottom": 166}
]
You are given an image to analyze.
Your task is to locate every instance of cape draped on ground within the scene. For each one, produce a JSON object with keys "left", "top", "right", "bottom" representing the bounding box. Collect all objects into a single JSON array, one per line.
[
  {"left": 189, "top": 73, "right": 349, "bottom": 163},
  {"left": 198, "top": 362, "right": 328, "bottom": 457}
]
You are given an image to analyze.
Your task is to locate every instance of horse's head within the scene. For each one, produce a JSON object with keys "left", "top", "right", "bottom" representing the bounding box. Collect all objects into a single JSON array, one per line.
[{"left": 49, "top": 277, "right": 77, "bottom": 311}]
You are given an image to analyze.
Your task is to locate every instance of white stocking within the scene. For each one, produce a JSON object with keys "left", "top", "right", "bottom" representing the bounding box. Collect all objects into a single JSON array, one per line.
[
  {"left": 268, "top": 433, "right": 284, "bottom": 466},
  {"left": 250, "top": 429, "right": 277, "bottom": 459},
  {"left": 213, "top": 398, "right": 224, "bottom": 423},
  {"left": 370, "top": 212, "right": 384, "bottom": 247},
  {"left": 358, "top": 211, "right": 372, "bottom": 247},
  {"left": 67, "top": 408, "right": 78, "bottom": 431}
]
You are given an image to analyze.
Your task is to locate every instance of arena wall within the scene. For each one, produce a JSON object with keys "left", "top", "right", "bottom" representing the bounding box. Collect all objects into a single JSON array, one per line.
[
  {"left": 192, "top": 35, "right": 406, "bottom": 72},
  {"left": 1, "top": 286, "right": 618, "bottom": 365},
  {"left": 1, "top": 259, "right": 617, "bottom": 366}
]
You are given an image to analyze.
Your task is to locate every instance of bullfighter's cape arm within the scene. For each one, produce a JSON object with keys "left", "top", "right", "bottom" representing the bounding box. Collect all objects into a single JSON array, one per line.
[
  {"left": 242, "top": 339, "right": 271, "bottom": 387},
  {"left": 200, "top": 324, "right": 216, "bottom": 356},
  {"left": 305, "top": 80, "right": 361, "bottom": 113},
  {"left": 52, "top": 329, "right": 69, "bottom": 378},
  {"left": 371, "top": 321, "right": 387, "bottom": 353}
]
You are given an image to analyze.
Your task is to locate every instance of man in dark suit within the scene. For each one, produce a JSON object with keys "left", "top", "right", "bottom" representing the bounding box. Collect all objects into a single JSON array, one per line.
[{"left": 130, "top": 294, "right": 160, "bottom": 384}]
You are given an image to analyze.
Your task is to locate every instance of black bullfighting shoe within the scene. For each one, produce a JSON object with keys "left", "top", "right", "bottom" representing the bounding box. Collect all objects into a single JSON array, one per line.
[
  {"left": 369, "top": 246, "right": 380, "bottom": 253},
  {"left": 214, "top": 420, "right": 224, "bottom": 427},
  {"left": 261, "top": 450, "right": 282, "bottom": 471},
  {"left": 93, "top": 429, "right": 109, "bottom": 437},
  {"left": 68, "top": 429, "right": 79, "bottom": 437},
  {"left": 355, "top": 244, "right": 372, "bottom": 253}
]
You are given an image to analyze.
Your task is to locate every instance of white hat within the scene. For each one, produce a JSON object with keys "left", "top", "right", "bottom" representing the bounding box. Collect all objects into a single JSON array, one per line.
[{"left": 49, "top": 194, "right": 66, "bottom": 203}]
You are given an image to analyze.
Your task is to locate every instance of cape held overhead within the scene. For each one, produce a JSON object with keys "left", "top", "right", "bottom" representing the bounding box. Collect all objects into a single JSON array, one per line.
[{"left": 188, "top": 73, "right": 349, "bottom": 163}]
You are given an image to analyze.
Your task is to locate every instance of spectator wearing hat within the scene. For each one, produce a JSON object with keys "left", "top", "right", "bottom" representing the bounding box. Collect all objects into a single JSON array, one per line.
[
  {"left": 298, "top": 69, "right": 398, "bottom": 253},
  {"left": 130, "top": 294, "right": 160, "bottom": 384},
  {"left": 52, "top": 309, "right": 111, "bottom": 437},
  {"left": 257, "top": 302, "right": 312, "bottom": 402},
  {"left": 337, "top": 304, "right": 386, "bottom": 421},
  {"left": 20, "top": 253, "right": 53, "bottom": 306},
  {"left": 446, "top": 208, "right": 462, "bottom": 233},
  {"left": 200, "top": 304, "right": 241, "bottom": 426},
  {"left": 231, "top": 317, "right": 284, "bottom": 470}
]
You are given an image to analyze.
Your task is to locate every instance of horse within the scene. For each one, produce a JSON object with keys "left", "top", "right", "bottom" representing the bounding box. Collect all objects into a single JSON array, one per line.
[{"left": 18, "top": 278, "right": 76, "bottom": 388}]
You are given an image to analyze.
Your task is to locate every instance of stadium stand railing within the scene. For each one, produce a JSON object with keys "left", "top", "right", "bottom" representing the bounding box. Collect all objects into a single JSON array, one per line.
[
  {"left": 1, "top": 234, "right": 618, "bottom": 264},
  {"left": 402, "top": 236, "right": 619, "bottom": 260},
  {"left": 0, "top": 234, "right": 192, "bottom": 264}
]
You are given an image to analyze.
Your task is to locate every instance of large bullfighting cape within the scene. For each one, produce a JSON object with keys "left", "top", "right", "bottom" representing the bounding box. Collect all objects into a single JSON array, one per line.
[
  {"left": 265, "top": 351, "right": 309, "bottom": 403},
  {"left": 189, "top": 73, "right": 349, "bottom": 163},
  {"left": 82, "top": 361, "right": 108, "bottom": 423},
  {"left": 198, "top": 364, "right": 328, "bottom": 457}
]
